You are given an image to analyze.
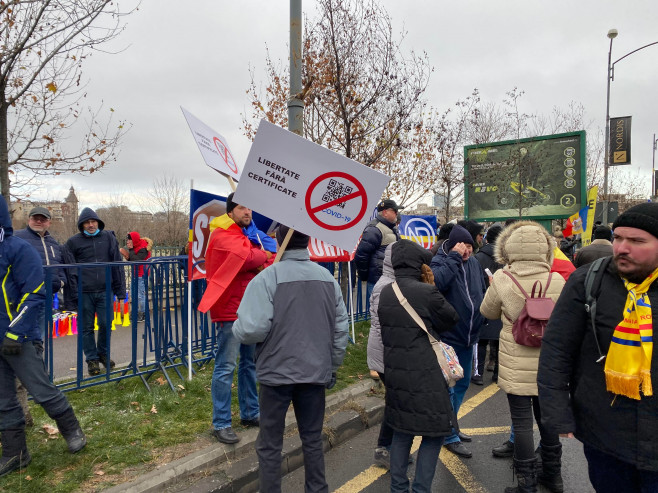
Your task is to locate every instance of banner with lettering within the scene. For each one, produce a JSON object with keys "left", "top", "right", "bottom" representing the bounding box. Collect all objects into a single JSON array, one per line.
[
  {"left": 399, "top": 215, "right": 438, "bottom": 250},
  {"left": 609, "top": 116, "right": 632, "bottom": 166}
]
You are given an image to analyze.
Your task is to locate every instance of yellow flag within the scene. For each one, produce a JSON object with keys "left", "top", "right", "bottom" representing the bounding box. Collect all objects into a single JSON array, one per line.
[{"left": 581, "top": 186, "right": 598, "bottom": 247}]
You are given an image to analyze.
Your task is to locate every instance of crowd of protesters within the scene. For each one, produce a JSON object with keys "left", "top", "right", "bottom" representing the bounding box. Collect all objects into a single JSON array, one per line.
[{"left": 3, "top": 193, "right": 658, "bottom": 493}]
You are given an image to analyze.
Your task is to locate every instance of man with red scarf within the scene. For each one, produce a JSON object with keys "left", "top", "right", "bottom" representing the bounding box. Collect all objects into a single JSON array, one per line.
[
  {"left": 122, "top": 232, "right": 152, "bottom": 322},
  {"left": 198, "top": 193, "right": 276, "bottom": 444},
  {"left": 539, "top": 203, "right": 658, "bottom": 493}
]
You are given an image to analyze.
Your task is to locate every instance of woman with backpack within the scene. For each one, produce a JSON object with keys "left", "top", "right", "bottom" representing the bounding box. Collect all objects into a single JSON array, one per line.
[{"left": 480, "top": 221, "right": 566, "bottom": 493}]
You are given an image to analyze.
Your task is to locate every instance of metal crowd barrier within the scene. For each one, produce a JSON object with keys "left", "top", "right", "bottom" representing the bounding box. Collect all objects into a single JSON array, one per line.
[{"left": 42, "top": 257, "right": 368, "bottom": 393}]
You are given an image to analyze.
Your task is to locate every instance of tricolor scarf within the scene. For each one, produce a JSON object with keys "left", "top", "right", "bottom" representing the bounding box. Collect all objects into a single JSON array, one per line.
[{"left": 604, "top": 267, "right": 658, "bottom": 400}]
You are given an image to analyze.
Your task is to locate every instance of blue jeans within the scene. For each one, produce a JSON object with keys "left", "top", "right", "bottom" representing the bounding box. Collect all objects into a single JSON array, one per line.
[
  {"left": 584, "top": 444, "right": 658, "bottom": 493},
  {"left": 81, "top": 291, "right": 111, "bottom": 362},
  {"left": 390, "top": 431, "right": 444, "bottom": 493},
  {"left": 0, "top": 342, "right": 71, "bottom": 430},
  {"left": 366, "top": 281, "right": 375, "bottom": 310},
  {"left": 444, "top": 344, "right": 473, "bottom": 445},
  {"left": 37, "top": 303, "right": 46, "bottom": 342},
  {"left": 137, "top": 276, "right": 146, "bottom": 312},
  {"left": 212, "top": 321, "right": 259, "bottom": 430}
]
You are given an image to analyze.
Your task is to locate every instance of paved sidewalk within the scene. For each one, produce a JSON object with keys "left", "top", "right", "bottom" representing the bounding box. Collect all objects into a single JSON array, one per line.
[{"left": 105, "top": 379, "right": 384, "bottom": 493}]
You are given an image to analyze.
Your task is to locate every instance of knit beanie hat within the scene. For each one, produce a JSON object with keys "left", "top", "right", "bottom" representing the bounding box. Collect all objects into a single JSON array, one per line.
[
  {"left": 445, "top": 224, "right": 474, "bottom": 251},
  {"left": 612, "top": 203, "right": 658, "bottom": 239},
  {"left": 485, "top": 224, "right": 503, "bottom": 245},
  {"left": 226, "top": 192, "right": 237, "bottom": 214},
  {"left": 459, "top": 220, "right": 484, "bottom": 244},
  {"left": 276, "top": 224, "right": 310, "bottom": 250}
]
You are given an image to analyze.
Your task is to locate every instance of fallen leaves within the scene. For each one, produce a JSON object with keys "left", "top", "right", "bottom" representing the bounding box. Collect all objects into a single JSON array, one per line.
[
  {"left": 42, "top": 423, "right": 59, "bottom": 437},
  {"left": 150, "top": 404, "right": 158, "bottom": 414}
]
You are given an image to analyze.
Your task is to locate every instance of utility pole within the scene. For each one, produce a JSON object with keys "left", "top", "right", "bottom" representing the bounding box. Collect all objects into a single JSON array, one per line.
[{"left": 288, "top": 0, "right": 303, "bottom": 136}]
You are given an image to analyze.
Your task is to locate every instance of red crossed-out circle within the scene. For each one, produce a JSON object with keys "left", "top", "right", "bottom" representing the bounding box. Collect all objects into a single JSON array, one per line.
[
  {"left": 305, "top": 171, "right": 368, "bottom": 231},
  {"left": 213, "top": 136, "right": 238, "bottom": 174}
]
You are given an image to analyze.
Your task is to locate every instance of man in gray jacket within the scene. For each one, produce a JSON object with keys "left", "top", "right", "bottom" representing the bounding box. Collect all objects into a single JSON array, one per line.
[{"left": 233, "top": 225, "right": 348, "bottom": 493}]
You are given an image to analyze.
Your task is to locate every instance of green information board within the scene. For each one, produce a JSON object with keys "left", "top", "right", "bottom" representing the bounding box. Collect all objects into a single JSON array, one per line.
[{"left": 464, "top": 131, "right": 587, "bottom": 221}]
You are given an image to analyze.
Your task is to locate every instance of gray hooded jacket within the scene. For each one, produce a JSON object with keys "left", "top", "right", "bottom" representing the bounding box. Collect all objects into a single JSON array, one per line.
[{"left": 367, "top": 243, "right": 395, "bottom": 373}]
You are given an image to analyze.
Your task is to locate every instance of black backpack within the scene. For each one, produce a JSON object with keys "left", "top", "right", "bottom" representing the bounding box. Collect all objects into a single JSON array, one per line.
[{"left": 583, "top": 256, "right": 613, "bottom": 363}]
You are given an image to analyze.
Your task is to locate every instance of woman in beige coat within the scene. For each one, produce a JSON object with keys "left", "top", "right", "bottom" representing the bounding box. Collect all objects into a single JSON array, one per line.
[{"left": 480, "top": 221, "right": 566, "bottom": 493}]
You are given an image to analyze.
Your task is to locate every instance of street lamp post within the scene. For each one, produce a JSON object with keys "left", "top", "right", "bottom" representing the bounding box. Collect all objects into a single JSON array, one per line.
[
  {"left": 653, "top": 134, "right": 658, "bottom": 198},
  {"left": 602, "top": 29, "right": 617, "bottom": 226},
  {"left": 602, "top": 30, "right": 658, "bottom": 225}
]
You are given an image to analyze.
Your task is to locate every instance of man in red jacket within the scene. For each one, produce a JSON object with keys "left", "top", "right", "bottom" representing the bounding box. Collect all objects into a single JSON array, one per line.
[{"left": 198, "top": 193, "right": 275, "bottom": 444}]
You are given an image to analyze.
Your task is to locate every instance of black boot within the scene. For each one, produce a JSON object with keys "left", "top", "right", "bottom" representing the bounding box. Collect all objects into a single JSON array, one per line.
[
  {"left": 537, "top": 443, "right": 563, "bottom": 493},
  {"left": 505, "top": 458, "right": 537, "bottom": 493},
  {"left": 477, "top": 341, "right": 487, "bottom": 377},
  {"left": 0, "top": 428, "right": 31, "bottom": 477},
  {"left": 53, "top": 408, "right": 87, "bottom": 453}
]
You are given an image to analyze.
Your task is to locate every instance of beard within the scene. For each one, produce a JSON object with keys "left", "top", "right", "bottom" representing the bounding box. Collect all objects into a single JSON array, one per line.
[{"left": 614, "top": 254, "right": 657, "bottom": 283}]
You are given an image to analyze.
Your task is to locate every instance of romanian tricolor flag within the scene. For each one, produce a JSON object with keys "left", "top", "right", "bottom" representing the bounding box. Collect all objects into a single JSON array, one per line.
[
  {"left": 563, "top": 206, "right": 588, "bottom": 238},
  {"left": 551, "top": 247, "right": 575, "bottom": 280}
]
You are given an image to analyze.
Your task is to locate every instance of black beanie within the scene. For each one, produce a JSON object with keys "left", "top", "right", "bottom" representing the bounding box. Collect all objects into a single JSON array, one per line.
[
  {"left": 485, "top": 225, "right": 503, "bottom": 244},
  {"left": 226, "top": 192, "right": 237, "bottom": 214},
  {"left": 612, "top": 203, "right": 658, "bottom": 239},
  {"left": 276, "top": 224, "right": 309, "bottom": 250},
  {"left": 445, "top": 224, "right": 475, "bottom": 251}
]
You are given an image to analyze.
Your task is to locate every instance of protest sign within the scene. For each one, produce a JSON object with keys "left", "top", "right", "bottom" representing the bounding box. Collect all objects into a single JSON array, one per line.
[
  {"left": 399, "top": 215, "right": 438, "bottom": 249},
  {"left": 181, "top": 107, "right": 241, "bottom": 181},
  {"left": 233, "top": 120, "right": 390, "bottom": 251}
]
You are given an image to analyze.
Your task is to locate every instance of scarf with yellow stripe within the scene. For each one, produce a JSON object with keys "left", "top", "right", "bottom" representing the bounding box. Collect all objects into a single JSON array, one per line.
[{"left": 604, "top": 268, "right": 658, "bottom": 400}]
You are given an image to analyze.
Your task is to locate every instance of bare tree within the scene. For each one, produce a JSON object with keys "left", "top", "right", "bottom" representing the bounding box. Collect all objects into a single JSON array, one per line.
[
  {"left": 243, "top": 0, "right": 431, "bottom": 203},
  {"left": 141, "top": 175, "right": 189, "bottom": 247},
  {"left": 0, "top": 0, "right": 136, "bottom": 202}
]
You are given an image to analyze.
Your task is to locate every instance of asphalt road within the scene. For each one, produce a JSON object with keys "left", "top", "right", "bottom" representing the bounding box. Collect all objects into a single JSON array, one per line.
[{"left": 281, "top": 379, "right": 595, "bottom": 493}]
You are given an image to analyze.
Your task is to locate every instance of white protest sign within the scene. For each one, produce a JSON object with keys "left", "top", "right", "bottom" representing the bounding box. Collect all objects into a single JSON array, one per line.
[
  {"left": 180, "top": 107, "right": 241, "bottom": 181},
  {"left": 233, "top": 120, "right": 390, "bottom": 251}
]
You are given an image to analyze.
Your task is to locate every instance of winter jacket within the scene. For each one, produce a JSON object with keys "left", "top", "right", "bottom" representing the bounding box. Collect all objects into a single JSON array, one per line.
[
  {"left": 475, "top": 242, "right": 504, "bottom": 340},
  {"left": 354, "top": 214, "right": 400, "bottom": 284},
  {"left": 126, "top": 231, "right": 153, "bottom": 277},
  {"left": 232, "top": 248, "right": 349, "bottom": 386},
  {"left": 573, "top": 239, "right": 613, "bottom": 268},
  {"left": 367, "top": 243, "right": 395, "bottom": 374},
  {"left": 379, "top": 240, "right": 459, "bottom": 437},
  {"left": 480, "top": 221, "right": 565, "bottom": 396},
  {"left": 65, "top": 208, "right": 126, "bottom": 297},
  {"left": 15, "top": 226, "right": 67, "bottom": 293},
  {"left": 0, "top": 197, "right": 46, "bottom": 343},
  {"left": 538, "top": 259, "right": 658, "bottom": 471},
  {"left": 430, "top": 244, "right": 486, "bottom": 348},
  {"left": 198, "top": 214, "right": 272, "bottom": 322}
]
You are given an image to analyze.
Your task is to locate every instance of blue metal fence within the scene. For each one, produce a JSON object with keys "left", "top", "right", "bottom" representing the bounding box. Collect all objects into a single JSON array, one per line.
[{"left": 42, "top": 258, "right": 368, "bottom": 392}]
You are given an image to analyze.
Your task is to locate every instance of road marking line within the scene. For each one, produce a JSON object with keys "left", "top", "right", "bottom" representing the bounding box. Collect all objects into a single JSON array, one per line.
[
  {"left": 332, "top": 466, "right": 388, "bottom": 493},
  {"left": 332, "top": 383, "right": 501, "bottom": 492},
  {"left": 461, "top": 425, "right": 510, "bottom": 435},
  {"left": 439, "top": 447, "right": 488, "bottom": 493}
]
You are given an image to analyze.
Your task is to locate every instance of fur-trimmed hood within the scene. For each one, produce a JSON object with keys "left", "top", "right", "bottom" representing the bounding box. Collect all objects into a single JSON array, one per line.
[{"left": 494, "top": 220, "right": 556, "bottom": 267}]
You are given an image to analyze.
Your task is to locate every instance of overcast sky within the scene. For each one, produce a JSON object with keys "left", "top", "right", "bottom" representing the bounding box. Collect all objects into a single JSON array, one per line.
[{"left": 45, "top": 0, "right": 658, "bottom": 211}]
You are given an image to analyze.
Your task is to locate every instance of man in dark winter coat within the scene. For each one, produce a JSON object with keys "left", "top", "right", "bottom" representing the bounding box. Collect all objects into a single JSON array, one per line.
[
  {"left": 430, "top": 224, "right": 487, "bottom": 458},
  {"left": 574, "top": 226, "right": 613, "bottom": 268},
  {"left": 354, "top": 199, "right": 402, "bottom": 302},
  {"left": 66, "top": 208, "right": 125, "bottom": 376},
  {"left": 15, "top": 207, "right": 72, "bottom": 338},
  {"left": 539, "top": 203, "right": 658, "bottom": 492},
  {"left": 473, "top": 224, "right": 504, "bottom": 385},
  {"left": 379, "top": 239, "right": 459, "bottom": 492},
  {"left": 0, "top": 197, "right": 86, "bottom": 477}
]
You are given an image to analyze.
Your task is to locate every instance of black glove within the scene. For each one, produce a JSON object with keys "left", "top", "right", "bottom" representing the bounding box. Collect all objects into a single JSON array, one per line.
[
  {"left": 1, "top": 334, "right": 22, "bottom": 356},
  {"left": 326, "top": 372, "right": 337, "bottom": 390}
]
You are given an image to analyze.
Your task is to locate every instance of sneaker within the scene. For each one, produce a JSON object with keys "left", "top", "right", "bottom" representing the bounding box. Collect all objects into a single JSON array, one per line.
[
  {"left": 373, "top": 447, "right": 390, "bottom": 469},
  {"left": 98, "top": 354, "right": 115, "bottom": 369},
  {"left": 137, "top": 312, "right": 145, "bottom": 322},
  {"left": 212, "top": 427, "right": 240, "bottom": 444},
  {"left": 471, "top": 375, "right": 484, "bottom": 386},
  {"left": 240, "top": 418, "right": 260, "bottom": 428},
  {"left": 87, "top": 360, "right": 101, "bottom": 376},
  {"left": 492, "top": 439, "right": 514, "bottom": 458}
]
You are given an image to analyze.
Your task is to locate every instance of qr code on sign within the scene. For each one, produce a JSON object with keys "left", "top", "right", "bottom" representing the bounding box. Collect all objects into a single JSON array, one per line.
[{"left": 322, "top": 179, "right": 353, "bottom": 209}]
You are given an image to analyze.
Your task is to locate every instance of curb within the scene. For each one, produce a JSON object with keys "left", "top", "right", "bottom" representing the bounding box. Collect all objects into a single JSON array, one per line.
[{"left": 106, "top": 379, "right": 383, "bottom": 493}]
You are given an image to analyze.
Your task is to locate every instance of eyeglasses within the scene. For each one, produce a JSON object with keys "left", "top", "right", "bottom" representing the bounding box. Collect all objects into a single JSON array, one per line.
[{"left": 30, "top": 216, "right": 50, "bottom": 222}]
